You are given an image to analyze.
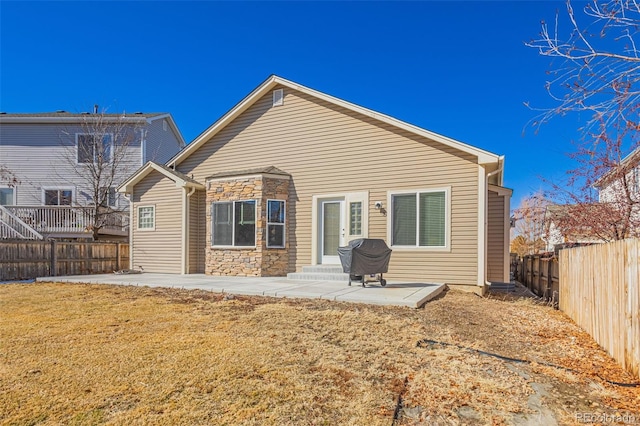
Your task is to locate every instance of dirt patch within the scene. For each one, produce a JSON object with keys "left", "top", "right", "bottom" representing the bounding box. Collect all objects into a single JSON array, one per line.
[{"left": 0, "top": 283, "right": 638, "bottom": 425}]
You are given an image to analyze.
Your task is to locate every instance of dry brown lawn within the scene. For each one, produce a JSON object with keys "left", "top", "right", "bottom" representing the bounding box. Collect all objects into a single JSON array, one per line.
[{"left": 1, "top": 283, "right": 638, "bottom": 425}]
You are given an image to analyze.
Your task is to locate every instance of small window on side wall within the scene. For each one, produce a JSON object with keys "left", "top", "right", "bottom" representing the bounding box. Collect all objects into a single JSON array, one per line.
[
  {"left": 0, "top": 187, "right": 15, "bottom": 206},
  {"left": 267, "top": 199, "right": 286, "bottom": 248},
  {"left": 44, "top": 189, "right": 73, "bottom": 206},
  {"left": 138, "top": 205, "right": 155, "bottom": 230}
]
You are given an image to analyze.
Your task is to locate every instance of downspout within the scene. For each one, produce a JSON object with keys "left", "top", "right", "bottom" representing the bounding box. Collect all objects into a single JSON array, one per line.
[
  {"left": 482, "top": 158, "right": 505, "bottom": 288},
  {"left": 183, "top": 186, "right": 196, "bottom": 274},
  {"left": 477, "top": 165, "right": 487, "bottom": 291},
  {"left": 124, "top": 193, "right": 134, "bottom": 270}
]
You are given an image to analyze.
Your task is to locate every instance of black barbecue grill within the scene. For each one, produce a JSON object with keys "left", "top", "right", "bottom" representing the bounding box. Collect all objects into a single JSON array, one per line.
[{"left": 337, "top": 238, "right": 392, "bottom": 287}]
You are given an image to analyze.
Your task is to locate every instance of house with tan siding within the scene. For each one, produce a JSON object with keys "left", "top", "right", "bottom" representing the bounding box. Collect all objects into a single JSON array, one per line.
[{"left": 119, "top": 76, "right": 511, "bottom": 294}]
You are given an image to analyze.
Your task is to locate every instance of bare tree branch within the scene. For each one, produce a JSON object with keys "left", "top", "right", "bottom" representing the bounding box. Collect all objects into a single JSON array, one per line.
[{"left": 527, "top": 0, "right": 640, "bottom": 241}]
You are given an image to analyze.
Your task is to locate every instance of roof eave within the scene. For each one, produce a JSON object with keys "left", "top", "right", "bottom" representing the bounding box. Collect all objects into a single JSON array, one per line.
[
  {"left": 0, "top": 116, "right": 151, "bottom": 124},
  {"left": 117, "top": 162, "right": 204, "bottom": 194}
]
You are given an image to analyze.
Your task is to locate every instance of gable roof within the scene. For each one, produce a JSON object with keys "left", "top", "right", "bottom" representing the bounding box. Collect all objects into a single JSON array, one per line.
[
  {"left": 0, "top": 112, "right": 186, "bottom": 147},
  {"left": 118, "top": 161, "right": 204, "bottom": 194},
  {"left": 167, "top": 75, "right": 503, "bottom": 168}
]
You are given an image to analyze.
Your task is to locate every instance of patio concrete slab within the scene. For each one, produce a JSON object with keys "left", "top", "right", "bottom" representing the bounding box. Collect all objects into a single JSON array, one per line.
[{"left": 35, "top": 273, "right": 446, "bottom": 308}]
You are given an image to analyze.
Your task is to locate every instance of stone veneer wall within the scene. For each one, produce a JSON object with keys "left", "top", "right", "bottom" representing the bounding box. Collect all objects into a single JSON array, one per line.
[{"left": 205, "top": 174, "right": 290, "bottom": 277}]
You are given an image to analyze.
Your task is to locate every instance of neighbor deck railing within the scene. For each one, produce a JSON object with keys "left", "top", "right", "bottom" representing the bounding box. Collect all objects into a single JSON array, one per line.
[{"left": 5, "top": 206, "right": 129, "bottom": 236}]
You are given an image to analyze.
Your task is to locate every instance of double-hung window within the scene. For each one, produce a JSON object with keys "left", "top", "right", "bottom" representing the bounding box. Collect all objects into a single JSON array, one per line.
[
  {"left": 390, "top": 188, "right": 449, "bottom": 248},
  {"left": 137, "top": 206, "right": 155, "bottom": 230},
  {"left": 212, "top": 200, "right": 256, "bottom": 247},
  {"left": 77, "top": 133, "right": 113, "bottom": 164},
  {"left": 267, "top": 199, "right": 286, "bottom": 248}
]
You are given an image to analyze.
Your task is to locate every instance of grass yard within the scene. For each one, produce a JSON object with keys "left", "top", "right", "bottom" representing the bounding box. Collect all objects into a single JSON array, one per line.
[{"left": 1, "top": 283, "right": 639, "bottom": 425}]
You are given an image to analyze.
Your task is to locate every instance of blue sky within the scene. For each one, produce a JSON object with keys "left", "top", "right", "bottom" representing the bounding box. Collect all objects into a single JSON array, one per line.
[{"left": 0, "top": 1, "right": 589, "bottom": 206}]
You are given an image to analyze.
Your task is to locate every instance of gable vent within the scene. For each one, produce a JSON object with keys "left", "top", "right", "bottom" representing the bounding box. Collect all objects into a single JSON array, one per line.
[{"left": 273, "top": 89, "right": 284, "bottom": 106}]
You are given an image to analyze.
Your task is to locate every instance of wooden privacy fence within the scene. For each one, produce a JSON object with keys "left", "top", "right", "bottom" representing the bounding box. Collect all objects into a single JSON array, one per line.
[
  {"left": 0, "top": 241, "right": 129, "bottom": 281},
  {"left": 516, "top": 254, "right": 560, "bottom": 306},
  {"left": 560, "top": 239, "right": 640, "bottom": 379}
]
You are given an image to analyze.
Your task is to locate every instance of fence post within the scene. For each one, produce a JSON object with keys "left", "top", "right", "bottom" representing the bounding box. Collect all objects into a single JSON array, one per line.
[
  {"left": 50, "top": 240, "right": 57, "bottom": 277},
  {"left": 546, "top": 257, "right": 553, "bottom": 301},
  {"left": 116, "top": 243, "right": 120, "bottom": 272}
]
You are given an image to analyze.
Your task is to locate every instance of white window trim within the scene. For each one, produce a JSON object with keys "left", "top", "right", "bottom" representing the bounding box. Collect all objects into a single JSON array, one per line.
[
  {"left": 137, "top": 205, "right": 156, "bottom": 231},
  {"left": 42, "top": 187, "right": 75, "bottom": 206},
  {"left": 266, "top": 199, "right": 286, "bottom": 248},
  {"left": 211, "top": 199, "right": 257, "bottom": 248},
  {"left": 76, "top": 132, "right": 114, "bottom": 165},
  {"left": 0, "top": 186, "right": 16, "bottom": 206},
  {"left": 387, "top": 187, "right": 451, "bottom": 252}
]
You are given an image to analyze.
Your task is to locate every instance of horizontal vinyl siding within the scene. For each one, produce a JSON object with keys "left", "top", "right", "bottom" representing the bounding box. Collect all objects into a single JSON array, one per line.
[
  {"left": 178, "top": 86, "right": 480, "bottom": 285},
  {"left": 145, "top": 119, "right": 183, "bottom": 164},
  {"left": 487, "top": 190, "right": 506, "bottom": 282},
  {"left": 132, "top": 171, "right": 182, "bottom": 273},
  {"left": 0, "top": 123, "right": 141, "bottom": 207}
]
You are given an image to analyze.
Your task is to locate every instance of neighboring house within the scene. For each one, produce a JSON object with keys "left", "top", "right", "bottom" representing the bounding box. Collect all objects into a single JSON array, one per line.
[
  {"left": 543, "top": 147, "right": 640, "bottom": 249},
  {"left": 542, "top": 204, "right": 604, "bottom": 252},
  {"left": 0, "top": 111, "right": 185, "bottom": 239},
  {"left": 119, "top": 76, "right": 511, "bottom": 294},
  {"left": 595, "top": 147, "right": 640, "bottom": 237},
  {"left": 595, "top": 147, "right": 640, "bottom": 204}
]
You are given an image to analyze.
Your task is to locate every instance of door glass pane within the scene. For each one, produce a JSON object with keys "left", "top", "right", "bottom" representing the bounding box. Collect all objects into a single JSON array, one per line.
[
  {"left": 349, "top": 202, "right": 362, "bottom": 236},
  {"left": 392, "top": 194, "right": 416, "bottom": 245},
  {"left": 419, "top": 192, "right": 445, "bottom": 246},
  {"left": 323, "top": 202, "right": 341, "bottom": 256}
]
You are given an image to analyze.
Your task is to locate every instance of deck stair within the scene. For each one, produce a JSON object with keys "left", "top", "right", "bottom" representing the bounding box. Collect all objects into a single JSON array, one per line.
[
  {"left": 0, "top": 205, "right": 43, "bottom": 240},
  {"left": 287, "top": 265, "right": 350, "bottom": 282}
]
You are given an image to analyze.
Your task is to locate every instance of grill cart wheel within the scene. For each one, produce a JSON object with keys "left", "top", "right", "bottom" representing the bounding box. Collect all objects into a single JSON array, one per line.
[{"left": 381, "top": 279, "right": 387, "bottom": 287}]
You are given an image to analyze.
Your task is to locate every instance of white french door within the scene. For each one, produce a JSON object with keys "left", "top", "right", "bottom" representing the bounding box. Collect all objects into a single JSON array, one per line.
[{"left": 315, "top": 192, "right": 369, "bottom": 265}]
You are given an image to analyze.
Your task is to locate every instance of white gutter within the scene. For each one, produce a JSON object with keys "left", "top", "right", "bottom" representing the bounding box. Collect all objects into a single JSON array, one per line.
[{"left": 0, "top": 116, "right": 149, "bottom": 124}]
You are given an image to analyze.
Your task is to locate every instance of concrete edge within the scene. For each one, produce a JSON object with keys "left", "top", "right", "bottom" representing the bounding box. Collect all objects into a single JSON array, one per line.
[{"left": 412, "top": 283, "right": 448, "bottom": 308}]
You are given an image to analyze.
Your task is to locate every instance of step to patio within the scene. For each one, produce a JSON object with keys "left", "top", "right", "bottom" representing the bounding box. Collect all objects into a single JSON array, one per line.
[{"left": 287, "top": 265, "right": 349, "bottom": 281}]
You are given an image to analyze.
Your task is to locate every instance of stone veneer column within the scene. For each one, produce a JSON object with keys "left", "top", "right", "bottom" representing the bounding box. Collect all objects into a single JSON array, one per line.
[{"left": 205, "top": 173, "right": 290, "bottom": 277}]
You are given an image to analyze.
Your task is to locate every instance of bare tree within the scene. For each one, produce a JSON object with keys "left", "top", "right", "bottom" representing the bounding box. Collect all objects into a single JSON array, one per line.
[
  {"left": 526, "top": 0, "right": 640, "bottom": 241},
  {"left": 58, "top": 108, "right": 141, "bottom": 240},
  {"left": 511, "top": 192, "right": 550, "bottom": 255},
  {"left": 0, "top": 165, "right": 19, "bottom": 187}
]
